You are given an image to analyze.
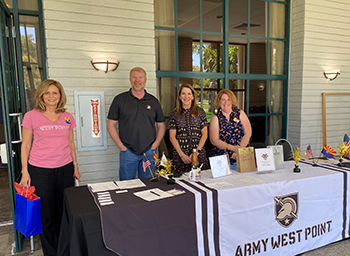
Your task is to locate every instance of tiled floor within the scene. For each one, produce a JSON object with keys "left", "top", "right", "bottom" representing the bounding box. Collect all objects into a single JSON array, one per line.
[
  {"left": 0, "top": 224, "right": 42, "bottom": 256},
  {"left": 301, "top": 239, "right": 350, "bottom": 256}
]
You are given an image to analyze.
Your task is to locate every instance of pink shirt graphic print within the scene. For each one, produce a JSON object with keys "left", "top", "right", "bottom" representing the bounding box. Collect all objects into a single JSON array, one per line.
[{"left": 22, "top": 109, "right": 76, "bottom": 168}]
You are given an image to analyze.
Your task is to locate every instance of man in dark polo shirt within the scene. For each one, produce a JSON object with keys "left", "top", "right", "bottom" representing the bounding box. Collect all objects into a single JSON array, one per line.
[{"left": 107, "top": 67, "right": 165, "bottom": 180}]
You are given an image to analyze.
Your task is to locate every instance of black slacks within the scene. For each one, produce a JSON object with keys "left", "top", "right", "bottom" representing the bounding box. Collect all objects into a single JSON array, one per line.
[{"left": 29, "top": 162, "right": 74, "bottom": 256}]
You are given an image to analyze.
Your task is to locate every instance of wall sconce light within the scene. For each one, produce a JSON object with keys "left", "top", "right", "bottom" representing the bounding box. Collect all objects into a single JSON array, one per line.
[
  {"left": 91, "top": 58, "right": 120, "bottom": 73},
  {"left": 323, "top": 70, "right": 340, "bottom": 81}
]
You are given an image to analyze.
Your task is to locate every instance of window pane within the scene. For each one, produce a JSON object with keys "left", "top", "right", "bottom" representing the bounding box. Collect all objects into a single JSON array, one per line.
[
  {"left": 158, "top": 77, "right": 177, "bottom": 117},
  {"left": 249, "top": 80, "right": 266, "bottom": 114},
  {"left": 269, "top": 41, "right": 285, "bottom": 75},
  {"left": 158, "top": 76, "right": 176, "bottom": 158},
  {"left": 154, "top": 0, "right": 175, "bottom": 27},
  {"left": 234, "top": 90, "right": 245, "bottom": 112},
  {"left": 19, "top": 15, "right": 43, "bottom": 111},
  {"left": 177, "top": 0, "right": 199, "bottom": 30},
  {"left": 178, "top": 33, "right": 199, "bottom": 72},
  {"left": 32, "top": 64, "right": 41, "bottom": 88},
  {"left": 250, "top": 116, "right": 266, "bottom": 148},
  {"left": 268, "top": 115, "right": 283, "bottom": 145},
  {"left": 18, "top": 0, "right": 38, "bottom": 11},
  {"left": 202, "top": 32, "right": 222, "bottom": 42},
  {"left": 250, "top": 0, "right": 265, "bottom": 37},
  {"left": 268, "top": 80, "right": 284, "bottom": 113},
  {"left": 228, "top": 38, "right": 247, "bottom": 74},
  {"left": 202, "top": 1, "right": 222, "bottom": 33},
  {"left": 229, "top": 80, "right": 246, "bottom": 111},
  {"left": 155, "top": 30, "right": 176, "bottom": 71},
  {"left": 270, "top": 3, "right": 286, "bottom": 39},
  {"left": 203, "top": 78, "right": 222, "bottom": 115},
  {"left": 20, "top": 23, "right": 38, "bottom": 63},
  {"left": 179, "top": 78, "right": 194, "bottom": 87},
  {"left": 229, "top": 0, "right": 249, "bottom": 36},
  {"left": 192, "top": 41, "right": 201, "bottom": 72},
  {"left": 202, "top": 42, "right": 221, "bottom": 73},
  {"left": 193, "top": 82, "right": 202, "bottom": 106},
  {"left": 250, "top": 39, "right": 267, "bottom": 74}
]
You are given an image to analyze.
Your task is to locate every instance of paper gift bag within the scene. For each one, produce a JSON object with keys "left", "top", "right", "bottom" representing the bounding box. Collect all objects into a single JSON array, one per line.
[
  {"left": 236, "top": 147, "right": 256, "bottom": 173},
  {"left": 14, "top": 193, "right": 42, "bottom": 237},
  {"left": 267, "top": 145, "right": 284, "bottom": 169}
]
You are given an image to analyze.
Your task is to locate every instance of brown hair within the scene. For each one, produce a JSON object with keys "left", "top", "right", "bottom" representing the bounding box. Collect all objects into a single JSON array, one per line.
[
  {"left": 34, "top": 79, "right": 67, "bottom": 113},
  {"left": 176, "top": 83, "right": 200, "bottom": 117},
  {"left": 214, "top": 89, "right": 238, "bottom": 109}
]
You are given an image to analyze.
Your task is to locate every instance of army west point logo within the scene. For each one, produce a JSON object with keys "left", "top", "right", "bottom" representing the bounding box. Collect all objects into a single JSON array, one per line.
[{"left": 274, "top": 192, "right": 299, "bottom": 228}]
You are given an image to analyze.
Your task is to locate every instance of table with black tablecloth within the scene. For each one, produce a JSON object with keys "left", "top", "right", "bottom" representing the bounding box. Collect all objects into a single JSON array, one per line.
[
  {"left": 57, "top": 161, "right": 350, "bottom": 256},
  {"left": 57, "top": 177, "right": 204, "bottom": 256}
]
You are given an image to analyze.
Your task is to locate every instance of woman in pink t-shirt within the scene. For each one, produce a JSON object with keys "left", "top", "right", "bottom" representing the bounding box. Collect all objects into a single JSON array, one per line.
[{"left": 20, "top": 79, "right": 81, "bottom": 256}]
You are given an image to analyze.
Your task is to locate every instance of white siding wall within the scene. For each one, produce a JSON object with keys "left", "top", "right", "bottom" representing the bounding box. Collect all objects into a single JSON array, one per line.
[
  {"left": 42, "top": 0, "right": 156, "bottom": 184},
  {"left": 289, "top": 0, "right": 350, "bottom": 154}
]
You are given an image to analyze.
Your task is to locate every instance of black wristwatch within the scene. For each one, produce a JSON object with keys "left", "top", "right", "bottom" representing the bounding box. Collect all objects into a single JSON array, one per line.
[{"left": 197, "top": 148, "right": 202, "bottom": 153}]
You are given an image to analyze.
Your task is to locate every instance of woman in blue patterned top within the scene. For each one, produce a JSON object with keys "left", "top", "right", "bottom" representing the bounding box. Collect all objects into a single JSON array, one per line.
[
  {"left": 169, "top": 84, "right": 209, "bottom": 175},
  {"left": 209, "top": 89, "right": 252, "bottom": 170}
]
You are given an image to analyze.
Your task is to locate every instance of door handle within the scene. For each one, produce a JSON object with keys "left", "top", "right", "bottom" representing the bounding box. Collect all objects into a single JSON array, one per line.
[{"left": 9, "top": 113, "right": 22, "bottom": 144}]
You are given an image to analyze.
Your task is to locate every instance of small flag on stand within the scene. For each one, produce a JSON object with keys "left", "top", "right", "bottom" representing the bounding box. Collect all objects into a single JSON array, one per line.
[
  {"left": 321, "top": 145, "right": 336, "bottom": 159},
  {"left": 344, "top": 134, "right": 350, "bottom": 158},
  {"left": 153, "top": 152, "right": 158, "bottom": 169},
  {"left": 305, "top": 145, "right": 312, "bottom": 160},
  {"left": 142, "top": 155, "right": 151, "bottom": 172},
  {"left": 160, "top": 153, "right": 168, "bottom": 167}
]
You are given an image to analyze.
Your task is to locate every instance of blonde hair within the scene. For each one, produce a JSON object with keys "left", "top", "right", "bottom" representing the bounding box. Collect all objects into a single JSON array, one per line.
[
  {"left": 34, "top": 79, "right": 67, "bottom": 113},
  {"left": 175, "top": 83, "right": 200, "bottom": 117},
  {"left": 214, "top": 89, "right": 238, "bottom": 109},
  {"left": 129, "top": 67, "right": 147, "bottom": 77}
]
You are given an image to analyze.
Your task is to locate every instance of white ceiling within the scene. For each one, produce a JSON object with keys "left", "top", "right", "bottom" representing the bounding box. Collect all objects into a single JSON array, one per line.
[{"left": 177, "top": 0, "right": 266, "bottom": 44}]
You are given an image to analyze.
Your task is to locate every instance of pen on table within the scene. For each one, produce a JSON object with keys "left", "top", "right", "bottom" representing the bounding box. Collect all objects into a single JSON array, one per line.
[
  {"left": 150, "top": 190, "right": 161, "bottom": 197},
  {"left": 174, "top": 188, "right": 184, "bottom": 192}
]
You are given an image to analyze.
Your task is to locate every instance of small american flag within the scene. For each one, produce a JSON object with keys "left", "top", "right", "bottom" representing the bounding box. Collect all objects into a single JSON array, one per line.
[
  {"left": 344, "top": 134, "right": 350, "bottom": 158},
  {"left": 305, "top": 145, "right": 312, "bottom": 160},
  {"left": 142, "top": 155, "right": 151, "bottom": 172}
]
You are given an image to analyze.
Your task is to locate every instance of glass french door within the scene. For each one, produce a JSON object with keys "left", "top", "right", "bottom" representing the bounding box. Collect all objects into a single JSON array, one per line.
[{"left": 0, "top": 0, "right": 24, "bottom": 252}]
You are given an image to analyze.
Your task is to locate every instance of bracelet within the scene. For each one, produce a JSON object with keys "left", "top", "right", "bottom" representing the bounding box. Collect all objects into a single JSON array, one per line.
[{"left": 73, "top": 162, "right": 78, "bottom": 165}]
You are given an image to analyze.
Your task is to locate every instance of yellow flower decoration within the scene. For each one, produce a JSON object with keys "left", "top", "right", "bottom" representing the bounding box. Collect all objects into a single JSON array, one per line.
[{"left": 338, "top": 142, "right": 349, "bottom": 160}]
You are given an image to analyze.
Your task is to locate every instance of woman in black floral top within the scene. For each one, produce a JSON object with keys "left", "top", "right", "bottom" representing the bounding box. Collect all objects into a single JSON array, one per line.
[
  {"left": 209, "top": 89, "right": 252, "bottom": 169},
  {"left": 169, "top": 84, "right": 209, "bottom": 175}
]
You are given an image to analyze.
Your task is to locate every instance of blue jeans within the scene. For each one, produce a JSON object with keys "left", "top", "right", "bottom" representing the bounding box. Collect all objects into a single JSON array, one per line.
[
  {"left": 119, "top": 148, "right": 156, "bottom": 180},
  {"left": 230, "top": 162, "right": 237, "bottom": 171}
]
